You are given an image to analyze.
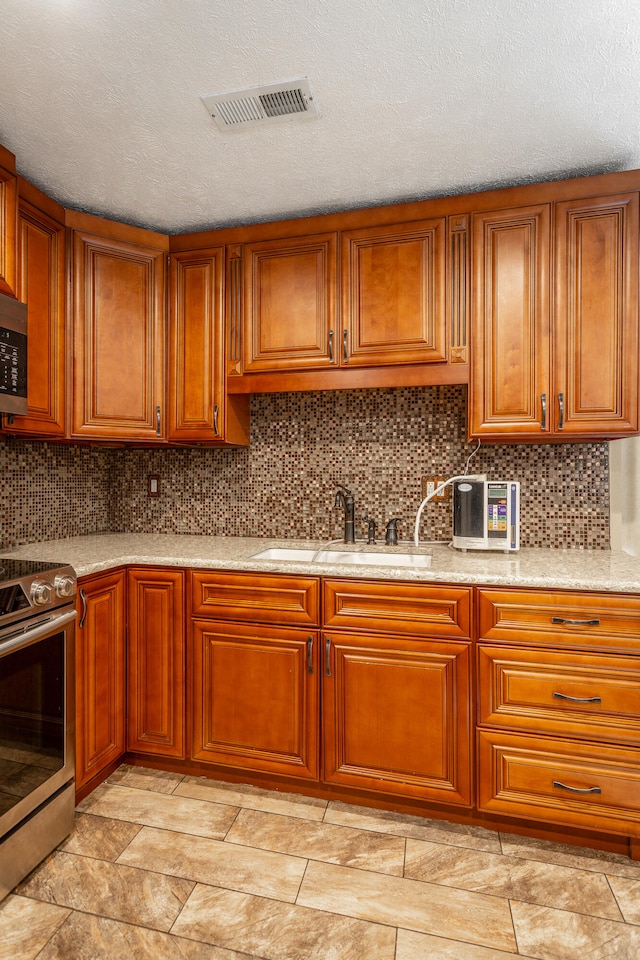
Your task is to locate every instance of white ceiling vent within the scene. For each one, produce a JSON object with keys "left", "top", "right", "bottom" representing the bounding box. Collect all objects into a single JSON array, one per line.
[{"left": 202, "top": 79, "right": 318, "bottom": 133}]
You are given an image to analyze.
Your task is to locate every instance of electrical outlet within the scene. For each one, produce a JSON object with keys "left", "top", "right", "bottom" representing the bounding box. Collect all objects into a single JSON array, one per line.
[
  {"left": 147, "top": 475, "right": 160, "bottom": 497},
  {"left": 421, "top": 475, "right": 450, "bottom": 501}
]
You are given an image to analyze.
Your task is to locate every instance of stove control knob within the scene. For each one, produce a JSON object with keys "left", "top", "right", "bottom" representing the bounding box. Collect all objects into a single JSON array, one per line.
[
  {"left": 54, "top": 575, "right": 76, "bottom": 599},
  {"left": 31, "top": 580, "right": 53, "bottom": 605}
]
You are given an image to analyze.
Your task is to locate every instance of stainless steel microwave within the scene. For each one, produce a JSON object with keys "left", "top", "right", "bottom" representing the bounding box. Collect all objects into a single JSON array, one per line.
[{"left": 0, "top": 291, "right": 27, "bottom": 415}]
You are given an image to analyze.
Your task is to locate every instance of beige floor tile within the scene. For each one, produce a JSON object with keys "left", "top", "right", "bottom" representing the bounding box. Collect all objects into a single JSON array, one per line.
[
  {"left": 34, "top": 910, "right": 257, "bottom": 960},
  {"left": 176, "top": 775, "right": 327, "bottom": 820},
  {"left": 297, "top": 859, "right": 516, "bottom": 952},
  {"left": 18, "top": 850, "right": 194, "bottom": 931},
  {"left": 106, "top": 763, "right": 185, "bottom": 794},
  {"left": 500, "top": 832, "right": 640, "bottom": 880},
  {"left": 404, "top": 839, "right": 623, "bottom": 920},
  {"left": 173, "top": 882, "right": 397, "bottom": 959},
  {"left": 59, "top": 812, "right": 141, "bottom": 860},
  {"left": 0, "top": 895, "right": 69, "bottom": 960},
  {"left": 325, "top": 800, "right": 502, "bottom": 852},
  {"left": 511, "top": 901, "right": 640, "bottom": 960},
  {"left": 226, "top": 807, "right": 405, "bottom": 874},
  {"left": 78, "top": 783, "right": 239, "bottom": 839},
  {"left": 118, "top": 824, "right": 306, "bottom": 902},
  {"left": 395, "top": 928, "right": 524, "bottom": 959},
  {"left": 608, "top": 875, "right": 640, "bottom": 924}
]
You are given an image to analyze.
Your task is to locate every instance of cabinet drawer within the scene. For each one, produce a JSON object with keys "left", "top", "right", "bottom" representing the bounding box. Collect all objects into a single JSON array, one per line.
[
  {"left": 191, "top": 571, "right": 320, "bottom": 626},
  {"left": 478, "top": 730, "right": 640, "bottom": 837},
  {"left": 478, "top": 645, "right": 640, "bottom": 744},
  {"left": 478, "top": 589, "right": 640, "bottom": 653},
  {"left": 323, "top": 580, "right": 471, "bottom": 639}
]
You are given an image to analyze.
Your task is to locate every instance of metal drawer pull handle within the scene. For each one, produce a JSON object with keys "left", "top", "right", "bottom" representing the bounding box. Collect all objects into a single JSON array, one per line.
[
  {"left": 553, "top": 780, "right": 602, "bottom": 795},
  {"left": 328, "top": 329, "right": 334, "bottom": 363},
  {"left": 343, "top": 329, "right": 349, "bottom": 363},
  {"left": 79, "top": 588, "right": 87, "bottom": 629},
  {"left": 213, "top": 404, "right": 219, "bottom": 436},
  {"left": 307, "top": 636, "right": 314, "bottom": 674},
  {"left": 551, "top": 617, "right": 600, "bottom": 627},
  {"left": 325, "top": 636, "right": 331, "bottom": 677},
  {"left": 558, "top": 391, "right": 565, "bottom": 430},
  {"left": 553, "top": 692, "right": 602, "bottom": 704},
  {"left": 156, "top": 405, "right": 162, "bottom": 436},
  {"left": 541, "top": 393, "right": 547, "bottom": 431}
]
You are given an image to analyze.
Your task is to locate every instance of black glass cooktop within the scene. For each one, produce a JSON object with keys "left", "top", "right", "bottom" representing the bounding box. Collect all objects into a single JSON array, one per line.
[{"left": 0, "top": 559, "right": 68, "bottom": 583}]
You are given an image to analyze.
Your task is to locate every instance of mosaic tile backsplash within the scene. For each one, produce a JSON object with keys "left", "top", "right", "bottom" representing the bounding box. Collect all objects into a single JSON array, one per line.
[{"left": 0, "top": 386, "right": 609, "bottom": 551}]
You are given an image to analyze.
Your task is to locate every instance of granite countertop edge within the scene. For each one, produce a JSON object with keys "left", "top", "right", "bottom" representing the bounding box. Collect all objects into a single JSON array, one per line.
[{"left": 5, "top": 533, "right": 640, "bottom": 593}]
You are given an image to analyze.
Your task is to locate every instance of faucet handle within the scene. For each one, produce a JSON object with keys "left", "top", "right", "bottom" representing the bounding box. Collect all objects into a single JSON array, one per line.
[
  {"left": 363, "top": 517, "right": 377, "bottom": 544},
  {"left": 385, "top": 518, "right": 400, "bottom": 546}
]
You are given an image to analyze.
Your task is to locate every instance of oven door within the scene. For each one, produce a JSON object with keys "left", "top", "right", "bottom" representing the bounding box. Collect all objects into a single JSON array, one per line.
[{"left": 0, "top": 606, "right": 76, "bottom": 837}]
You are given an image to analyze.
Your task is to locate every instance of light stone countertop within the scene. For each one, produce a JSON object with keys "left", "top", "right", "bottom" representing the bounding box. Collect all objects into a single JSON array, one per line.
[{"left": 5, "top": 533, "right": 640, "bottom": 593}]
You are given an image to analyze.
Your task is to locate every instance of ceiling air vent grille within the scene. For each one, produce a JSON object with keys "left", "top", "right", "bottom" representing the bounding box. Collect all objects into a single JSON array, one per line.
[{"left": 202, "top": 79, "right": 318, "bottom": 133}]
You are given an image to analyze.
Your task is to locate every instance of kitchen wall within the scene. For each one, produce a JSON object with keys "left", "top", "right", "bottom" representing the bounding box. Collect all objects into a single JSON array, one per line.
[
  {"left": 609, "top": 435, "right": 640, "bottom": 557},
  {"left": 0, "top": 386, "right": 610, "bottom": 552}
]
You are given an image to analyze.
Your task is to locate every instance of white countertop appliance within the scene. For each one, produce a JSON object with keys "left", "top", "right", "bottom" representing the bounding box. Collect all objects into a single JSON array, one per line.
[{"left": 452, "top": 479, "right": 520, "bottom": 552}]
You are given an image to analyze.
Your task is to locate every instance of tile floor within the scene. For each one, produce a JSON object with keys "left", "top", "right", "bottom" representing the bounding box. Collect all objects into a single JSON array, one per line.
[{"left": 2, "top": 764, "right": 640, "bottom": 959}]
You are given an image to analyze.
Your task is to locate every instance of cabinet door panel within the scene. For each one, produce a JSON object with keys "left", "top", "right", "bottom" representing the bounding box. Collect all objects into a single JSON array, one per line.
[
  {"left": 342, "top": 219, "right": 446, "bottom": 365},
  {"left": 75, "top": 571, "right": 125, "bottom": 790},
  {"left": 11, "top": 198, "right": 66, "bottom": 435},
  {"left": 71, "top": 231, "right": 165, "bottom": 440},
  {"left": 471, "top": 205, "right": 550, "bottom": 436},
  {"left": 243, "top": 234, "right": 337, "bottom": 371},
  {"left": 555, "top": 193, "right": 639, "bottom": 435},
  {"left": 0, "top": 163, "right": 17, "bottom": 296},
  {"left": 127, "top": 569, "right": 185, "bottom": 758},
  {"left": 192, "top": 620, "right": 319, "bottom": 780},
  {"left": 323, "top": 632, "right": 471, "bottom": 805}
]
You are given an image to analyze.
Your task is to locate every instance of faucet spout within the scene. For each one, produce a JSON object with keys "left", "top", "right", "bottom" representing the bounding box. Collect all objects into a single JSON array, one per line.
[{"left": 334, "top": 484, "right": 356, "bottom": 543}]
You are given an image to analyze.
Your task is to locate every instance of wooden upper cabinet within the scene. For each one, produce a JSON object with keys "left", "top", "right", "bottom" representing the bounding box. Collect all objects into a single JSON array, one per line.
[
  {"left": 470, "top": 204, "right": 551, "bottom": 438},
  {"left": 0, "top": 146, "right": 18, "bottom": 297},
  {"left": 341, "top": 218, "right": 447, "bottom": 366},
  {"left": 168, "top": 248, "right": 249, "bottom": 445},
  {"left": 242, "top": 232, "right": 338, "bottom": 372},
  {"left": 69, "top": 221, "right": 167, "bottom": 441},
  {"left": 9, "top": 182, "right": 66, "bottom": 436},
  {"left": 554, "top": 193, "right": 639, "bottom": 436},
  {"left": 471, "top": 191, "right": 640, "bottom": 441}
]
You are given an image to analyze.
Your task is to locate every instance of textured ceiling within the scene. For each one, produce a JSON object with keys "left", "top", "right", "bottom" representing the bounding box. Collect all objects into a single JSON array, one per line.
[{"left": 1, "top": 0, "right": 639, "bottom": 234}]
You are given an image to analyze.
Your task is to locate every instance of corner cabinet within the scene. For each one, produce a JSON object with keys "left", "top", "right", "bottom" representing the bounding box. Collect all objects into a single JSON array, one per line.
[
  {"left": 68, "top": 216, "right": 167, "bottom": 442},
  {"left": 471, "top": 192, "right": 639, "bottom": 440},
  {"left": 168, "top": 248, "right": 249, "bottom": 445},
  {"left": 127, "top": 568, "right": 185, "bottom": 759},
  {"left": 75, "top": 570, "right": 126, "bottom": 794}
]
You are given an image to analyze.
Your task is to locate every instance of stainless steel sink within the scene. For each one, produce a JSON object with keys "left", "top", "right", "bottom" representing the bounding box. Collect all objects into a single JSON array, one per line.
[{"left": 250, "top": 547, "right": 432, "bottom": 568}]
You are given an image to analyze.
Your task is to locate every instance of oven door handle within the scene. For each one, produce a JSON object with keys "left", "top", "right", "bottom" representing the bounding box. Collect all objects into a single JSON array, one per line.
[{"left": 0, "top": 608, "right": 77, "bottom": 657}]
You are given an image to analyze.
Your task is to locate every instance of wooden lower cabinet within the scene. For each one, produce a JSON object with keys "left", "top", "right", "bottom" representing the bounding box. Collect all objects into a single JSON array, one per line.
[
  {"left": 75, "top": 570, "right": 126, "bottom": 791},
  {"left": 478, "top": 730, "right": 640, "bottom": 838},
  {"left": 127, "top": 568, "right": 185, "bottom": 758},
  {"left": 191, "top": 619, "right": 319, "bottom": 780},
  {"left": 323, "top": 631, "right": 472, "bottom": 805},
  {"left": 477, "top": 587, "right": 640, "bottom": 845}
]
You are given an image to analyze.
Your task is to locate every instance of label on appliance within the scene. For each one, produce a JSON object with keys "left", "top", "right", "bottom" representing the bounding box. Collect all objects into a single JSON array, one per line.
[
  {"left": 0, "top": 329, "right": 27, "bottom": 397},
  {"left": 487, "top": 483, "right": 508, "bottom": 539}
]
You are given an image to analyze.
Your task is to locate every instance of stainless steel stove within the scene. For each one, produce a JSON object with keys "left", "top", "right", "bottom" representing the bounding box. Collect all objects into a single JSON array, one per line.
[{"left": 0, "top": 557, "right": 77, "bottom": 900}]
